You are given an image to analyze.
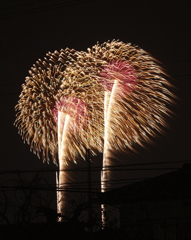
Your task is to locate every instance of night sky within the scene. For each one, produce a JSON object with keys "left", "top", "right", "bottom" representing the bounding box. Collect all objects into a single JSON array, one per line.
[{"left": 0, "top": 0, "right": 191, "bottom": 192}]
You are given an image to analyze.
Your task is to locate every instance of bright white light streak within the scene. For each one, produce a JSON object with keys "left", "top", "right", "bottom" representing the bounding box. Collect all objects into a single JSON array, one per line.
[
  {"left": 57, "top": 112, "right": 71, "bottom": 220},
  {"left": 58, "top": 111, "right": 65, "bottom": 160},
  {"left": 101, "top": 80, "right": 118, "bottom": 228},
  {"left": 60, "top": 114, "right": 70, "bottom": 165},
  {"left": 102, "top": 92, "right": 110, "bottom": 194}
]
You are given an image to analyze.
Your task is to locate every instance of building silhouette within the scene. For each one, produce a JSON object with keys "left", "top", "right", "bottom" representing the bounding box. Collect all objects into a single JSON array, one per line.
[{"left": 99, "top": 163, "right": 191, "bottom": 240}]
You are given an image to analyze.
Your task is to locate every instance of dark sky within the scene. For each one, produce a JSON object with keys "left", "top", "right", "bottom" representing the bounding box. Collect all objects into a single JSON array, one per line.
[{"left": 0, "top": 0, "right": 191, "bottom": 191}]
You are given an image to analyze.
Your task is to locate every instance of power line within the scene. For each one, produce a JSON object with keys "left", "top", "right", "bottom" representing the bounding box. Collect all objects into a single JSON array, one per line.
[
  {"left": 0, "top": 172, "right": 185, "bottom": 192},
  {"left": 0, "top": 182, "right": 145, "bottom": 192},
  {"left": 0, "top": 163, "right": 189, "bottom": 192},
  {"left": 0, "top": 166, "right": 187, "bottom": 175},
  {"left": 0, "top": 178, "right": 148, "bottom": 188},
  {"left": 0, "top": 167, "right": 180, "bottom": 175},
  {"left": 0, "top": 0, "right": 96, "bottom": 20},
  {"left": 0, "top": 166, "right": 180, "bottom": 174},
  {"left": 0, "top": 0, "right": 49, "bottom": 11},
  {"left": 0, "top": 186, "right": 99, "bottom": 193},
  {"left": 0, "top": 159, "right": 191, "bottom": 174}
]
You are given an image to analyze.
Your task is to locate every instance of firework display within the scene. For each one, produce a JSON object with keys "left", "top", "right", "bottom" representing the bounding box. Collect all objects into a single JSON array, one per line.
[
  {"left": 15, "top": 40, "right": 174, "bottom": 221},
  {"left": 14, "top": 48, "right": 104, "bottom": 165}
]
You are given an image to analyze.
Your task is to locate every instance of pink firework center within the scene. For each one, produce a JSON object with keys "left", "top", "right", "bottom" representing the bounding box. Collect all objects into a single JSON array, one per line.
[
  {"left": 53, "top": 97, "right": 88, "bottom": 130},
  {"left": 100, "top": 60, "right": 138, "bottom": 95}
]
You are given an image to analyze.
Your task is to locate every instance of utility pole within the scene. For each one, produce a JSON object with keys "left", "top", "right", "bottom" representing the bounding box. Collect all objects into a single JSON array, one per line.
[{"left": 87, "top": 148, "right": 93, "bottom": 234}]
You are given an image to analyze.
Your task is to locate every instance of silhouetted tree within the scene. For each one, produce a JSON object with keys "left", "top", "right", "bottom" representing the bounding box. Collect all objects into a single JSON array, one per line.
[{"left": 0, "top": 170, "right": 56, "bottom": 224}]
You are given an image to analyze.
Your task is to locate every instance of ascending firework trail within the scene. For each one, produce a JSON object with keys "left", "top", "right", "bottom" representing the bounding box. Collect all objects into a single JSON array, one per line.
[{"left": 15, "top": 40, "right": 174, "bottom": 224}]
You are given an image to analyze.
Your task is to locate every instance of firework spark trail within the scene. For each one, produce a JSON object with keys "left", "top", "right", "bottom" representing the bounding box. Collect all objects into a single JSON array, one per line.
[
  {"left": 15, "top": 40, "right": 174, "bottom": 164},
  {"left": 101, "top": 60, "right": 138, "bottom": 227},
  {"left": 102, "top": 91, "right": 110, "bottom": 192},
  {"left": 60, "top": 114, "right": 70, "bottom": 164},
  {"left": 54, "top": 95, "right": 93, "bottom": 219},
  {"left": 57, "top": 111, "right": 65, "bottom": 161},
  {"left": 101, "top": 89, "right": 116, "bottom": 227},
  {"left": 58, "top": 113, "right": 70, "bottom": 215},
  {"left": 100, "top": 59, "right": 138, "bottom": 190},
  {"left": 15, "top": 40, "right": 175, "bottom": 226},
  {"left": 57, "top": 111, "right": 65, "bottom": 215},
  {"left": 101, "top": 91, "right": 109, "bottom": 227},
  {"left": 96, "top": 41, "right": 174, "bottom": 227},
  {"left": 102, "top": 82, "right": 118, "bottom": 192}
]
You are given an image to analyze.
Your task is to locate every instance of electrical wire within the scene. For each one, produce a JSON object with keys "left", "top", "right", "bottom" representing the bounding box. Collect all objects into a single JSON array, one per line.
[
  {"left": 0, "top": 0, "right": 97, "bottom": 20},
  {"left": 0, "top": 160, "right": 190, "bottom": 175},
  {"left": 0, "top": 0, "right": 51, "bottom": 11}
]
